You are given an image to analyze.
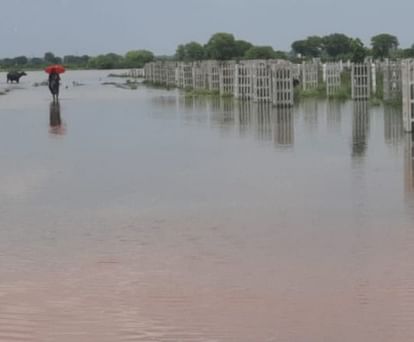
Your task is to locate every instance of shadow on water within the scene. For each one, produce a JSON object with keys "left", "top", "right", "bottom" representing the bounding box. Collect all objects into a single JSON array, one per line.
[{"left": 49, "top": 101, "right": 66, "bottom": 136}]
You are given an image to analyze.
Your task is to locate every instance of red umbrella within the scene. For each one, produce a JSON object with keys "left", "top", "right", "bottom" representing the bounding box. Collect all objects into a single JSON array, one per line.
[{"left": 45, "top": 64, "right": 66, "bottom": 74}]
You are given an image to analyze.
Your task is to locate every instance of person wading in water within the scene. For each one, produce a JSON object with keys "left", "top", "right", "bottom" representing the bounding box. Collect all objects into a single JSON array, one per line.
[{"left": 48, "top": 69, "right": 61, "bottom": 102}]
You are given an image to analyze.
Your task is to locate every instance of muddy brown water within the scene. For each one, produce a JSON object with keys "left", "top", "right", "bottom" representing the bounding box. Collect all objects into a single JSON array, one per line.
[{"left": 1, "top": 70, "right": 414, "bottom": 341}]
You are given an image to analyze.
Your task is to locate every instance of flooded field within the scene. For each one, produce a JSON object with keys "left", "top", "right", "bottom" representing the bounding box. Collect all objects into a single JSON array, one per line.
[{"left": 1, "top": 70, "right": 414, "bottom": 341}]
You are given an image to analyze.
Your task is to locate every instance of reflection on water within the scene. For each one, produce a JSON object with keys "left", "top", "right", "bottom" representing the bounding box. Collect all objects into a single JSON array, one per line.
[
  {"left": 274, "top": 106, "right": 294, "bottom": 148},
  {"left": 178, "top": 96, "right": 295, "bottom": 149},
  {"left": 256, "top": 104, "right": 272, "bottom": 142},
  {"left": 397, "top": 134, "right": 414, "bottom": 342},
  {"left": 384, "top": 105, "right": 404, "bottom": 148},
  {"left": 405, "top": 134, "right": 414, "bottom": 195},
  {"left": 352, "top": 101, "right": 369, "bottom": 160},
  {"left": 301, "top": 99, "right": 319, "bottom": 133},
  {"left": 49, "top": 101, "right": 66, "bottom": 136},
  {"left": 210, "top": 96, "right": 236, "bottom": 131},
  {"left": 326, "top": 100, "right": 342, "bottom": 132},
  {"left": 236, "top": 100, "right": 254, "bottom": 133},
  {"left": 2, "top": 75, "right": 414, "bottom": 342}
]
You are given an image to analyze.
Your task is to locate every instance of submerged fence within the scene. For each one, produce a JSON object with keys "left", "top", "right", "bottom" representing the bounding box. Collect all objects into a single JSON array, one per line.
[
  {"left": 144, "top": 59, "right": 414, "bottom": 132},
  {"left": 144, "top": 59, "right": 372, "bottom": 104},
  {"left": 402, "top": 59, "right": 414, "bottom": 132},
  {"left": 145, "top": 60, "right": 295, "bottom": 107}
]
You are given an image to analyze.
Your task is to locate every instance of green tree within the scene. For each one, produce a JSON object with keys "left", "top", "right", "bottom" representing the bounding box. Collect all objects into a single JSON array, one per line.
[
  {"left": 205, "top": 32, "right": 237, "bottom": 60},
  {"left": 234, "top": 40, "right": 253, "bottom": 57},
  {"left": 291, "top": 40, "right": 308, "bottom": 57},
  {"left": 401, "top": 45, "right": 414, "bottom": 58},
  {"left": 175, "top": 42, "right": 205, "bottom": 61},
  {"left": 274, "top": 50, "right": 288, "bottom": 59},
  {"left": 291, "top": 36, "right": 323, "bottom": 58},
  {"left": 186, "top": 42, "right": 205, "bottom": 60},
  {"left": 44, "top": 52, "right": 55, "bottom": 62},
  {"left": 0, "top": 58, "right": 14, "bottom": 68},
  {"left": 88, "top": 53, "right": 123, "bottom": 69},
  {"left": 30, "top": 57, "right": 44, "bottom": 66},
  {"left": 306, "top": 36, "right": 323, "bottom": 56},
  {"left": 245, "top": 46, "right": 276, "bottom": 59},
  {"left": 371, "top": 33, "right": 399, "bottom": 59},
  {"left": 62, "top": 55, "right": 90, "bottom": 67},
  {"left": 44, "top": 52, "right": 61, "bottom": 64},
  {"left": 13, "top": 56, "right": 28, "bottom": 65},
  {"left": 176, "top": 45, "right": 186, "bottom": 60},
  {"left": 80, "top": 55, "right": 91, "bottom": 65},
  {"left": 351, "top": 39, "right": 367, "bottom": 63},
  {"left": 125, "top": 49, "right": 154, "bottom": 67},
  {"left": 322, "top": 33, "right": 353, "bottom": 59},
  {"left": 63, "top": 55, "right": 78, "bottom": 64}
]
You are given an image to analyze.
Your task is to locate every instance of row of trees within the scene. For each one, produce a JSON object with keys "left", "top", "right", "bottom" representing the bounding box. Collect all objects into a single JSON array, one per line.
[
  {"left": 291, "top": 33, "right": 410, "bottom": 61},
  {"left": 2, "top": 32, "right": 414, "bottom": 70},
  {"left": 176, "top": 33, "right": 287, "bottom": 61},
  {"left": 0, "top": 50, "right": 154, "bottom": 70},
  {"left": 174, "top": 32, "right": 413, "bottom": 64}
]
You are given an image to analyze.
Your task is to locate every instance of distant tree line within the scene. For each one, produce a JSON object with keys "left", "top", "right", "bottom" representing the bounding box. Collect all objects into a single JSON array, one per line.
[
  {"left": 176, "top": 32, "right": 414, "bottom": 63},
  {"left": 0, "top": 50, "right": 155, "bottom": 70},
  {"left": 176, "top": 33, "right": 287, "bottom": 61},
  {"left": 2, "top": 32, "right": 414, "bottom": 71},
  {"left": 290, "top": 33, "right": 406, "bottom": 62}
]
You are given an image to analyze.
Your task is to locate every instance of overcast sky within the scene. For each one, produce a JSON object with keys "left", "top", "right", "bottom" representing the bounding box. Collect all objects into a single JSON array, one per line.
[{"left": 0, "top": 0, "right": 412, "bottom": 58}]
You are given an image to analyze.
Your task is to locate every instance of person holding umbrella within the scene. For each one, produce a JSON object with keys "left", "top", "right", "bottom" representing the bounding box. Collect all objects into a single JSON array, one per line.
[{"left": 45, "top": 64, "right": 65, "bottom": 102}]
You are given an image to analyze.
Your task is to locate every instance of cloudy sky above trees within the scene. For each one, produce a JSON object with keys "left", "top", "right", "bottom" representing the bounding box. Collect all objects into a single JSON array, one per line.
[{"left": 0, "top": 0, "right": 412, "bottom": 58}]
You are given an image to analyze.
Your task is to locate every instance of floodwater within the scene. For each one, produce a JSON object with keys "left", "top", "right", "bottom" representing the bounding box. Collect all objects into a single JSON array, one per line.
[{"left": 1, "top": 70, "right": 414, "bottom": 342}]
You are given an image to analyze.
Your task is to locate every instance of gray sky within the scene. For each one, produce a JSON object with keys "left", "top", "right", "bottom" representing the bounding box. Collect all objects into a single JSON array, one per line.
[{"left": 0, "top": 0, "right": 412, "bottom": 58}]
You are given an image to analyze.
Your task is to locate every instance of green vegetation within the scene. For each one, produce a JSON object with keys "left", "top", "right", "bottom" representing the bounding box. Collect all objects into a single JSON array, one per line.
[
  {"left": 2, "top": 32, "right": 414, "bottom": 72},
  {"left": 384, "top": 97, "right": 402, "bottom": 107},
  {"left": 88, "top": 53, "right": 123, "bottom": 69},
  {"left": 374, "top": 71, "right": 384, "bottom": 100},
  {"left": 0, "top": 50, "right": 154, "bottom": 71},
  {"left": 235, "top": 40, "right": 254, "bottom": 57},
  {"left": 176, "top": 42, "right": 205, "bottom": 61},
  {"left": 335, "top": 71, "right": 352, "bottom": 100},
  {"left": 291, "top": 34, "right": 370, "bottom": 62},
  {"left": 108, "top": 73, "right": 130, "bottom": 78},
  {"left": 369, "top": 97, "right": 383, "bottom": 106},
  {"left": 292, "top": 36, "right": 324, "bottom": 58},
  {"left": 245, "top": 46, "right": 285, "bottom": 60},
  {"left": 205, "top": 33, "right": 238, "bottom": 60},
  {"left": 296, "top": 83, "right": 326, "bottom": 99},
  {"left": 185, "top": 89, "right": 220, "bottom": 97},
  {"left": 371, "top": 34, "right": 399, "bottom": 60},
  {"left": 142, "top": 80, "right": 175, "bottom": 90},
  {"left": 396, "top": 45, "right": 414, "bottom": 58},
  {"left": 323, "top": 34, "right": 353, "bottom": 58},
  {"left": 175, "top": 33, "right": 286, "bottom": 62},
  {"left": 350, "top": 39, "right": 367, "bottom": 63},
  {"left": 125, "top": 80, "right": 139, "bottom": 90},
  {"left": 102, "top": 79, "right": 140, "bottom": 90},
  {"left": 124, "top": 50, "right": 154, "bottom": 68},
  {"left": 171, "top": 31, "right": 414, "bottom": 64}
]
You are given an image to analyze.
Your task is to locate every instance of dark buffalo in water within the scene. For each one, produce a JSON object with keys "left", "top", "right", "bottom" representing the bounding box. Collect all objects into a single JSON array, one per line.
[
  {"left": 293, "top": 78, "right": 300, "bottom": 87},
  {"left": 7, "top": 71, "right": 27, "bottom": 83}
]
